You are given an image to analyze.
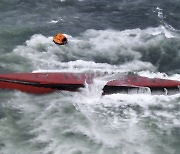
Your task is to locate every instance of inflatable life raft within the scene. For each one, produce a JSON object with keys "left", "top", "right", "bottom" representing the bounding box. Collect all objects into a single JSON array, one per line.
[
  {"left": 53, "top": 33, "right": 67, "bottom": 45},
  {"left": 0, "top": 72, "right": 179, "bottom": 95}
]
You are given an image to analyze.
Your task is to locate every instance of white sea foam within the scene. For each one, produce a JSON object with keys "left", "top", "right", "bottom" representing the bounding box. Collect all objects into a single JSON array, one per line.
[
  {"left": 1, "top": 79, "right": 179, "bottom": 154},
  {"left": 12, "top": 26, "right": 178, "bottom": 73}
]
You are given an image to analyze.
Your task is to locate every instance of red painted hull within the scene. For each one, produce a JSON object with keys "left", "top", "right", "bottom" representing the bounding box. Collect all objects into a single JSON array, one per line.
[{"left": 0, "top": 72, "right": 179, "bottom": 95}]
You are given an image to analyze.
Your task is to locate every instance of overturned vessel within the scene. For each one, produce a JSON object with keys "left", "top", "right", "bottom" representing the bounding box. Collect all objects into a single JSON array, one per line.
[{"left": 0, "top": 72, "right": 179, "bottom": 95}]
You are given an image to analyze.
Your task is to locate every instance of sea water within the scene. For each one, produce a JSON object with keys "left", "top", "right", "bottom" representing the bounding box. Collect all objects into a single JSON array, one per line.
[{"left": 0, "top": 0, "right": 180, "bottom": 154}]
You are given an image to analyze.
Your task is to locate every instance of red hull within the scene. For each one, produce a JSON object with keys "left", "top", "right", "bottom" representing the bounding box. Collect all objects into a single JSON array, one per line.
[{"left": 0, "top": 72, "right": 179, "bottom": 95}]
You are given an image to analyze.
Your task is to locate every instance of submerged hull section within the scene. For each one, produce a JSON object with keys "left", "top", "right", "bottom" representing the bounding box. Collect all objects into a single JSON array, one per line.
[{"left": 0, "top": 72, "right": 179, "bottom": 95}]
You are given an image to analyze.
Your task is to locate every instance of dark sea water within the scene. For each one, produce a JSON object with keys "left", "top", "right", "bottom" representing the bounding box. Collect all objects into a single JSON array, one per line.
[{"left": 0, "top": 0, "right": 180, "bottom": 154}]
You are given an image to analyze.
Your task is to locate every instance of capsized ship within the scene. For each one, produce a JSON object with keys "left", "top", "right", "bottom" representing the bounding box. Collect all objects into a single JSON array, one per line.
[{"left": 0, "top": 72, "right": 179, "bottom": 95}]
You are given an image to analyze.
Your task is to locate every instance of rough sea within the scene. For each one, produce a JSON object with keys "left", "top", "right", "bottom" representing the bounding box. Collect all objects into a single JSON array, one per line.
[{"left": 0, "top": 0, "right": 180, "bottom": 154}]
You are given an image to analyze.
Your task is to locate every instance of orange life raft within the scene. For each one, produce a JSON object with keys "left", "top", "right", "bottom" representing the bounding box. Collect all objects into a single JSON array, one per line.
[{"left": 53, "top": 33, "right": 67, "bottom": 45}]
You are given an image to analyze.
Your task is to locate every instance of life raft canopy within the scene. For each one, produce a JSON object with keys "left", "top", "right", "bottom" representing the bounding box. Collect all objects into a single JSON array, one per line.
[{"left": 53, "top": 33, "right": 67, "bottom": 45}]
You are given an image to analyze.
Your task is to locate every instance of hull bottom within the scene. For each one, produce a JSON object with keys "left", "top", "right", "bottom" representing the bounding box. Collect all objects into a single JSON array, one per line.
[{"left": 0, "top": 72, "right": 179, "bottom": 95}]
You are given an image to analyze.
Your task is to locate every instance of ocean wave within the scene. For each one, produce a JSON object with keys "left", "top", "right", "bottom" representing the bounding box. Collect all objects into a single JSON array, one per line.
[{"left": 11, "top": 26, "right": 180, "bottom": 73}]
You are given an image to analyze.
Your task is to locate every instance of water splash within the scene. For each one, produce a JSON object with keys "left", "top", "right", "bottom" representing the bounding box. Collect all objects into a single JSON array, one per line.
[{"left": 10, "top": 26, "right": 180, "bottom": 73}]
